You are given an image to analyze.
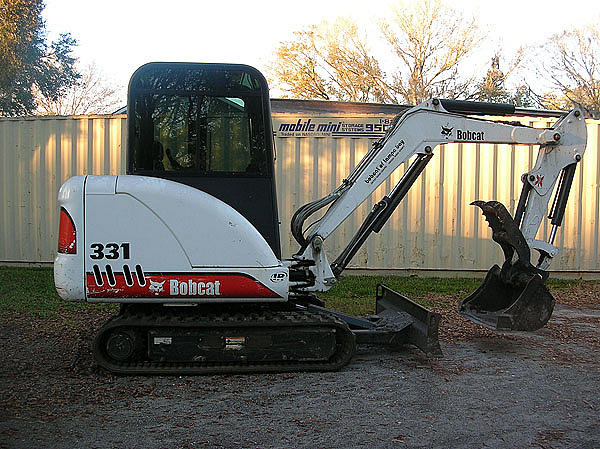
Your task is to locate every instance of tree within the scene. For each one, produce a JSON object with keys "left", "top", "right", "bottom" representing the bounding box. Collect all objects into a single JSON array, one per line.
[
  {"left": 534, "top": 25, "right": 600, "bottom": 116},
  {"left": 270, "top": 0, "right": 484, "bottom": 105},
  {"left": 0, "top": 0, "right": 79, "bottom": 116},
  {"left": 475, "top": 52, "right": 535, "bottom": 107},
  {"left": 380, "top": 0, "right": 482, "bottom": 104},
  {"left": 35, "top": 62, "right": 123, "bottom": 115},
  {"left": 476, "top": 56, "right": 511, "bottom": 103},
  {"left": 268, "top": 18, "right": 395, "bottom": 103}
]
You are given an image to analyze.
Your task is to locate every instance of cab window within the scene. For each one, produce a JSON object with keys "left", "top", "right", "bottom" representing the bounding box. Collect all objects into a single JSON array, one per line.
[{"left": 132, "top": 93, "right": 267, "bottom": 175}]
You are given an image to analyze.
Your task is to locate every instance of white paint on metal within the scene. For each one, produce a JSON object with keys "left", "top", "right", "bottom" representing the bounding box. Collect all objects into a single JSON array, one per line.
[
  {"left": 113, "top": 175, "right": 281, "bottom": 269},
  {"left": 53, "top": 176, "right": 86, "bottom": 301},
  {"left": 57, "top": 174, "right": 289, "bottom": 302}
]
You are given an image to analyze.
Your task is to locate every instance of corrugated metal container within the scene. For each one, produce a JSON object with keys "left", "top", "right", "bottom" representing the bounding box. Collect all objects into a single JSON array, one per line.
[
  {"left": 0, "top": 115, "right": 127, "bottom": 264},
  {"left": 1, "top": 104, "right": 599, "bottom": 278}
]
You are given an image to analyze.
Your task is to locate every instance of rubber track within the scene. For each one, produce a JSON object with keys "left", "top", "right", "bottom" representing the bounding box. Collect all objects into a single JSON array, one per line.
[{"left": 93, "top": 307, "right": 356, "bottom": 375}]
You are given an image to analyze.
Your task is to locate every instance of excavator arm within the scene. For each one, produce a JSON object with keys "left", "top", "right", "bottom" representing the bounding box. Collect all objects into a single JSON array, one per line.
[{"left": 289, "top": 99, "right": 587, "bottom": 331}]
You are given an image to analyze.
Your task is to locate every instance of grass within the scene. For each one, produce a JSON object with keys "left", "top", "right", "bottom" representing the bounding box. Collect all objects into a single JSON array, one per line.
[
  {"left": 0, "top": 266, "right": 117, "bottom": 317},
  {"left": 0, "top": 266, "right": 583, "bottom": 318},
  {"left": 321, "top": 275, "right": 580, "bottom": 316},
  {"left": 320, "top": 275, "right": 481, "bottom": 315}
]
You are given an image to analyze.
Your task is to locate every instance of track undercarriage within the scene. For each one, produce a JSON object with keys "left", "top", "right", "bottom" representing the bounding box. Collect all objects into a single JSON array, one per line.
[{"left": 93, "top": 284, "right": 441, "bottom": 374}]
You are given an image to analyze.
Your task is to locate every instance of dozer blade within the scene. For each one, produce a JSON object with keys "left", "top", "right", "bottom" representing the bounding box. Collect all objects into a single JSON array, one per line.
[
  {"left": 374, "top": 284, "right": 442, "bottom": 356},
  {"left": 459, "top": 200, "right": 555, "bottom": 331},
  {"left": 309, "top": 284, "right": 442, "bottom": 357}
]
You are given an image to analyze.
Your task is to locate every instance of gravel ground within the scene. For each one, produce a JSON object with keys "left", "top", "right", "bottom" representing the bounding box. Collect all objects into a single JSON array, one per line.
[{"left": 1, "top": 285, "right": 599, "bottom": 449}]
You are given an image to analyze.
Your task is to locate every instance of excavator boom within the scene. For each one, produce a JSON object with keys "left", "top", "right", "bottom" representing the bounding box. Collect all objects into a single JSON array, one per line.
[{"left": 290, "top": 99, "right": 587, "bottom": 331}]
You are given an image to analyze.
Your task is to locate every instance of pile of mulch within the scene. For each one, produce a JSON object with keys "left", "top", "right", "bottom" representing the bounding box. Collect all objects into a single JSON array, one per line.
[{"left": 432, "top": 281, "right": 600, "bottom": 342}]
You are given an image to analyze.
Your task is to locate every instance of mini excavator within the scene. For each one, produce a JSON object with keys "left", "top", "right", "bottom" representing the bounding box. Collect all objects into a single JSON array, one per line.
[{"left": 54, "top": 63, "right": 587, "bottom": 374}]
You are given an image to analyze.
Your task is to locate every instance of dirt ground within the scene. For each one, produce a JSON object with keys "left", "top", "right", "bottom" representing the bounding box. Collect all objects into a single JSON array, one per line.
[{"left": 1, "top": 285, "right": 599, "bottom": 449}]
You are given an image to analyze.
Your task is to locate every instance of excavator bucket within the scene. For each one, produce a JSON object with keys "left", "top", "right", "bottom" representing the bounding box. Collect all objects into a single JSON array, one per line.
[
  {"left": 459, "top": 264, "right": 555, "bottom": 331},
  {"left": 459, "top": 201, "right": 555, "bottom": 331}
]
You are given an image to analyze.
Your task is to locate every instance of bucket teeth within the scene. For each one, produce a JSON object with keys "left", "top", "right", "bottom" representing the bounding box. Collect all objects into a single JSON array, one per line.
[{"left": 459, "top": 201, "right": 555, "bottom": 331}]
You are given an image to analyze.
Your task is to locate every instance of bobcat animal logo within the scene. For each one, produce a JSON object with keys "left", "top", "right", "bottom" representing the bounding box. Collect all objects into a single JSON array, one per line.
[
  {"left": 441, "top": 125, "right": 453, "bottom": 138},
  {"left": 149, "top": 279, "right": 165, "bottom": 295}
]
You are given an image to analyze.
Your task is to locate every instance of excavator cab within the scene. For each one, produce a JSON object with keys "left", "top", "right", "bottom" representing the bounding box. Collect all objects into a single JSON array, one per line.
[{"left": 127, "top": 62, "right": 281, "bottom": 258}]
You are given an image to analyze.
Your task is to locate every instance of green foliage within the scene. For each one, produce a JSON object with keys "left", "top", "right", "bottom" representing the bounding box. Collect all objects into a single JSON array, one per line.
[
  {"left": 510, "top": 85, "right": 536, "bottom": 108},
  {"left": 0, "top": 0, "right": 79, "bottom": 116},
  {"left": 320, "top": 275, "right": 481, "bottom": 315},
  {"left": 320, "top": 274, "right": 579, "bottom": 316},
  {"left": 475, "top": 55, "right": 536, "bottom": 107},
  {"left": 0, "top": 266, "right": 116, "bottom": 317}
]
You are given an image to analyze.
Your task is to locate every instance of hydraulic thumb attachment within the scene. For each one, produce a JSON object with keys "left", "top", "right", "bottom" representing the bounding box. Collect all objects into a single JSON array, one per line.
[{"left": 459, "top": 201, "right": 555, "bottom": 331}]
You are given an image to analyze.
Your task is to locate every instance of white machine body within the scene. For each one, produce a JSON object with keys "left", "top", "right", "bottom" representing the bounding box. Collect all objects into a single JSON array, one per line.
[{"left": 54, "top": 175, "right": 289, "bottom": 303}]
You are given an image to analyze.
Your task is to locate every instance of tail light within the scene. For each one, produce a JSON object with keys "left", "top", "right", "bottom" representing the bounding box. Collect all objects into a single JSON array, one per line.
[{"left": 58, "top": 207, "right": 76, "bottom": 254}]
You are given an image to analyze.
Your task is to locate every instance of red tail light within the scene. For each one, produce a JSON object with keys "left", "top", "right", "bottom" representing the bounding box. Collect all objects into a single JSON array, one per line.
[{"left": 58, "top": 207, "right": 76, "bottom": 254}]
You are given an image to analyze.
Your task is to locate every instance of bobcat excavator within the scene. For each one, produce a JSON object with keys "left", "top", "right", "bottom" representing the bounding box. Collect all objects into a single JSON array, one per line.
[{"left": 54, "top": 63, "right": 588, "bottom": 374}]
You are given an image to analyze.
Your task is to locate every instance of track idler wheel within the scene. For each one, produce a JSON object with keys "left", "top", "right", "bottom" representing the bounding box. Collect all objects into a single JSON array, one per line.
[
  {"left": 105, "top": 332, "right": 136, "bottom": 361},
  {"left": 459, "top": 200, "right": 555, "bottom": 331},
  {"left": 94, "top": 326, "right": 144, "bottom": 366}
]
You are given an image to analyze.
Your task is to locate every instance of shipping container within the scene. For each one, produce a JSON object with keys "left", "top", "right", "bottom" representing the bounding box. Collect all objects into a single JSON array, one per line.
[{"left": 1, "top": 99, "right": 598, "bottom": 277}]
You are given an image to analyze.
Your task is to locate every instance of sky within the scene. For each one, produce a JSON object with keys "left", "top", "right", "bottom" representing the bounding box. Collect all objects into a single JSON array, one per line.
[{"left": 43, "top": 0, "right": 600, "bottom": 102}]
